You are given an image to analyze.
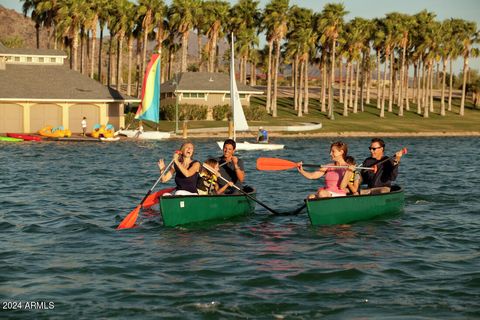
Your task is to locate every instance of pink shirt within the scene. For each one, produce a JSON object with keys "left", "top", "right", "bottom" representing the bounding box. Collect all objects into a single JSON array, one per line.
[{"left": 320, "top": 166, "right": 347, "bottom": 194}]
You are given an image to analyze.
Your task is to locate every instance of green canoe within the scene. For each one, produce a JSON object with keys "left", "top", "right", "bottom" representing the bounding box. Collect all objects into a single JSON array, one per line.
[
  {"left": 306, "top": 185, "right": 404, "bottom": 226},
  {"left": 0, "top": 136, "right": 23, "bottom": 142},
  {"left": 160, "top": 189, "right": 256, "bottom": 227}
]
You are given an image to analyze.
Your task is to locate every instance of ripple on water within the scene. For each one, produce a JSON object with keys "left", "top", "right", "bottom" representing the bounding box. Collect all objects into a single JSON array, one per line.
[{"left": 1, "top": 138, "right": 480, "bottom": 319}]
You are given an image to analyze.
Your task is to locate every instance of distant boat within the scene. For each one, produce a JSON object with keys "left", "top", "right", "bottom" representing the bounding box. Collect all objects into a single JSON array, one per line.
[
  {"left": 132, "top": 53, "right": 170, "bottom": 140},
  {"left": 217, "top": 34, "right": 284, "bottom": 151},
  {"left": 117, "top": 129, "right": 170, "bottom": 140}
]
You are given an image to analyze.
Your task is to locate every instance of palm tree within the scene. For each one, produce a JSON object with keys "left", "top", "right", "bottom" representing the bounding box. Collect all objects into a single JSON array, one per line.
[
  {"left": 261, "top": 0, "right": 290, "bottom": 117},
  {"left": 318, "top": 3, "right": 348, "bottom": 120},
  {"left": 458, "top": 20, "right": 479, "bottom": 116},
  {"left": 230, "top": 0, "right": 261, "bottom": 84},
  {"left": 34, "top": 0, "right": 59, "bottom": 49},
  {"left": 203, "top": 0, "right": 230, "bottom": 73},
  {"left": 137, "top": 0, "right": 163, "bottom": 82},
  {"left": 21, "top": 0, "right": 42, "bottom": 48},
  {"left": 55, "top": 0, "right": 89, "bottom": 71},
  {"left": 169, "top": 0, "right": 202, "bottom": 72}
]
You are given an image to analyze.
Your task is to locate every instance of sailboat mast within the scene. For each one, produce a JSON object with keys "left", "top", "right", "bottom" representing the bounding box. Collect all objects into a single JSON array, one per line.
[{"left": 230, "top": 33, "right": 236, "bottom": 141}]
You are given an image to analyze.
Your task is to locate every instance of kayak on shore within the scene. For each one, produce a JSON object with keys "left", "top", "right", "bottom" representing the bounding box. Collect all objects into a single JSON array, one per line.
[
  {"left": 0, "top": 136, "right": 23, "bottom": 142},
  {"left": 7, "top": 133, "right": 42, "bottom": 141}
]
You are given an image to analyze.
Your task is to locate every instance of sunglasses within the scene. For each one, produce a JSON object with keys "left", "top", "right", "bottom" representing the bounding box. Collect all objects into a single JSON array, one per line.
[{"left": 369, "top": 146, "right": 382, "bottom": 151}]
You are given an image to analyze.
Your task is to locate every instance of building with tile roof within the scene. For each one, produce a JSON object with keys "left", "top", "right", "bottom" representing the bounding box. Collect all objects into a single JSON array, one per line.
[{"left": 0, "top": 43, "right": 139, "bottom": 133}]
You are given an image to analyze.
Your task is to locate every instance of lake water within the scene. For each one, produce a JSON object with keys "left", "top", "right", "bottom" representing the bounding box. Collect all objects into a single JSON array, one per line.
[{"left": 1, "top": 137, "right": 479, "bottom": 319}]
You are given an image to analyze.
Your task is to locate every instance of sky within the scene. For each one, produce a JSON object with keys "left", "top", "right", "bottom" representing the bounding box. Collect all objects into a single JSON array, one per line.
[{"left": 2, "top": 0, "right": 479, "bottom": 73}]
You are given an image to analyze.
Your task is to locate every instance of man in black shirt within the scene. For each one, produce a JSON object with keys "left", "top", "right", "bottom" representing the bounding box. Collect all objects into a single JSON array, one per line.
[
  {"left": 361, "top": 138, "right": 404, "bottom": 194},
  {"left": 217, "top": 139, "right": 245, "bottom": 194}
]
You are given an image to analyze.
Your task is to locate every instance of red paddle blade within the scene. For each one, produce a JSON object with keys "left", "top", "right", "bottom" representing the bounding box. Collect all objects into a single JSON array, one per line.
[
  {"left": 142, "top": 187, "right": 176, "bottom": 209},
  {"left": 402, "top": 147, "right": 408, "bottom": 155},
  {"left": 117, "top": 205, "right": 141, "bottom": 230},
  {"left": 256, "top": 157, "right": 298, "bottom": 171}
]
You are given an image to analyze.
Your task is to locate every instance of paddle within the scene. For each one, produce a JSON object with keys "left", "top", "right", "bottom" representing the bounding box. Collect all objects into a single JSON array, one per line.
[
  {"left": 372, "top": 147, "right": 408, "bottom": 166},
  {"left": 256, "top": 157, "right": 376, "bottom": 172},
  {"left": 117, "top": 157, "right": 176, "bottom": 230},
  {"left": 142, "top": 187, "right": 176, "bottom": 208},
  {"left": 202, "top": 163, "right": 281, "bottom": 215}
]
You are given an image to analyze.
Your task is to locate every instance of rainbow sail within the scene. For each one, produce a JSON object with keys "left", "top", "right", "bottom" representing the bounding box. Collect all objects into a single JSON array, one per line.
[{"left": 135, "top": 54, "right": 161, "bottom": 123}]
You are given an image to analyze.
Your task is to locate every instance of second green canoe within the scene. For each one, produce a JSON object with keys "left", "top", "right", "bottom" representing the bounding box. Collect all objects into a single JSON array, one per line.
[
  {"left": 160, "top": 189, "right": 256, "bottom": 227},
  {"left": 306, "top": 185, "right": 404, "bottom": 226}
]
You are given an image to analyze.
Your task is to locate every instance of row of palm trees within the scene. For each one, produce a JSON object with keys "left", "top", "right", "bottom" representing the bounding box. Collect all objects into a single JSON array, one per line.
[{"left": 21, "top": 0, "right": 479, "bottom": 118}]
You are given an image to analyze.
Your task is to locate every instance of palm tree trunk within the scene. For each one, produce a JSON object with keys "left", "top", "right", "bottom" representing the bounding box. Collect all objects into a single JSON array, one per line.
[
  {"left": 339, "top": 58, "right": 344, "bottom": 103},
  {"left": 349, "top": 62, "right": 354, "bottom": 112},
  {"left": 72, "top": 30, "right": 79, "bottom": 72},
  {"left": 404, "top": 63, "right": 410, "bottom": 111},
  {"left": 413, "top": 63, "right": 417, "bottom": 102},
  {"left": 380, "top": 53, "right": 388, "bottom": 117},
  {"left": 266, "top": 41, "right": 273, "bottom": 113},
  {"left": 388, "top": 51, "right": 394, "bottom": 113},
  {"left": 251, "top": 61, "right": 256, "bottom": 86},
  {"left": 343, "top": 61, "right": 350, "bottom": 116},
  {"left": 117, "top": 36, "right": 124, "bottom": 91},
  {"left": 181, "top": 31, "right": 189, "bottom": 72},
  {"left": 376, "top": 51, "right": 381, "bottom": 109},
  {"left": 293, "top": 57, "right": 298, "bottom": 111},
  {"left": 440, "top": 58, "right": 447, "bottom": 116},
  {"left": 197, "top": 28, "right": 202, "bottom": 66},
  {"left": 417, "top": 62, "right": 423, "bottom": 114},
  {"left": 328, "top": 39, "right": 336, "bottom": 120},
  {"left": 424, "top": 63, "right": 430, "bottom": 118},
  {"left": 448, "top": 59, "right": 453, "bottom": 111},
  {"left": 353, "top": 62, "right": 359, "bottom": 113},
  {"left": 80, "top": 30, "right": 85, "bottom": 74},
  {"left": 272, "top": 40, "right": 281, "bottom": 117},
  {"left": 98, "top": 25, "right": 104, "bottom": 84},
  {"left": 429, "top": 62, "right": 434, "bottom": 113},
  {"left": 107, "top": 38, "right": 113, "bottom": 86},
  {"left": 359, "top": 52, "right": 366, "bottom": 112},
  {"left": 304, "top": 57, "right": 309, "bottom": 114},
  {"left": 398, "top": 45, "right": 406, "bottom": 115},
  {"left": 90, "top": 16, "right": 98, "bottom": 79},
  {"left": 298, "top": 59, "right": 304, "bottom": 117},
  {"left": 460, "top": 55, "right": 468, "bottom": 116},
  {"left": 127, "top": 37, "right": 133, "bottom": 96},
  {"left": 35, "top": 24, "right": 40, "bottom": 49},
  {"left": 321, "top": 59, "right": 326, "bottom": 113}
]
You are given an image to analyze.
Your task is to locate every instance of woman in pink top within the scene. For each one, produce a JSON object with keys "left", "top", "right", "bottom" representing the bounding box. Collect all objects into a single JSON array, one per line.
[{"left": 297, "top": 141, "right": 354, "bottom": 198}]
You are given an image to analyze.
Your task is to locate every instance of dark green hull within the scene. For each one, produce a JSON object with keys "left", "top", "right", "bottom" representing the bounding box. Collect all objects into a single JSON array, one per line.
[
  {"left": 307, "top": 186, "right": 404, "bottom": 226},
  {"left": 160, "top": 192, "right": 256, "bottom": 227}
]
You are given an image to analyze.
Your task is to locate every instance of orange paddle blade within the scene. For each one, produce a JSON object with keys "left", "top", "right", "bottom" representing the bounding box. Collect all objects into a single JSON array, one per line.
[
  {"left": 117, "top": 205, "right": 141, "bottom": 230},
  {"left": 142, "top": 187, "right": 176, "bottom": 209},
  {"left": 256, "top": 157, "right": 298, "bottom": 171}
]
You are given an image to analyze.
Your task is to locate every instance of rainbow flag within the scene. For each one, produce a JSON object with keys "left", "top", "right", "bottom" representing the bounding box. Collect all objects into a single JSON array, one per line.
[{"left": 135, "top": 54, "right": 161, "bottom": 123}]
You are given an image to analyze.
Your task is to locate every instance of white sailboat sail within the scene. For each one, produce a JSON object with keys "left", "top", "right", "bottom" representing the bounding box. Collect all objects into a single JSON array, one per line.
[
  {"left": 230, "top": 34, "right": 249, "bottom": 141},
  {"left": 216, "top": 34, "right": 284, "bottom": 151}
]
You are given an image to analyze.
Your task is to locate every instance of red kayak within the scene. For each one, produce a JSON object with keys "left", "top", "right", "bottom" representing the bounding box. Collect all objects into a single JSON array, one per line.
[{"left": 6, "top": 133, "right": 42, "bottom": 141}]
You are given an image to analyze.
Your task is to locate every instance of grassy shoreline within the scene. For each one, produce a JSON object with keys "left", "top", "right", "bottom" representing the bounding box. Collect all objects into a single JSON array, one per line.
[{"left": 135, "top": 96, "right": 480, "bottom": 137}]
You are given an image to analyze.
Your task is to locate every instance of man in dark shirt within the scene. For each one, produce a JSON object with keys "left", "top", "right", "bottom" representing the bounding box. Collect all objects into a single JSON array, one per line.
[
  {"left": 217, "top": 139, "right": 245, "bottom": 194},
  {"left": 361, "top": 138, "right": 404, "bottom": 194}
]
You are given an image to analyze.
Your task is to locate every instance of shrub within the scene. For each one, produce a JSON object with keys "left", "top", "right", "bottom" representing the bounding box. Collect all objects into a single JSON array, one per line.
[
  {"left": 243, "top": 105, "right": 268, "bottom": 121},
  {"left": 212, "top": 104, "right": 231, "bottom": 120},
  {"left": 161, "top": 104, "right": 207, "bottom": 120}
]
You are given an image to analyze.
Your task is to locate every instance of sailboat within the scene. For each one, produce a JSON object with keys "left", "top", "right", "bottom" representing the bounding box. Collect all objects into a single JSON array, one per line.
[
  {"left": 216, "top": 35, "right": 284, "bottom": 151},
  {"left": 117, "top": 53, "right": 170, "bottom": 140}
]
